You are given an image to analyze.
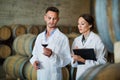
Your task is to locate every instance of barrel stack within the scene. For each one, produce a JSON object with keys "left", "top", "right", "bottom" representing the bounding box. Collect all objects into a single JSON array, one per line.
[
  {"left": 2, "top": 25, "right": 74, "bottom": 80},
  {"left": 0, "top": 25, "right": 12, "bottom": 60},
  {"left": 3, "top": 34, "right": 37, "bottom": 80}
]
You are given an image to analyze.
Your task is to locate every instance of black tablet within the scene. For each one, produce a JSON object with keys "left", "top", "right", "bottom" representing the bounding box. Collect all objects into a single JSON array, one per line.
[{"left": 73, "top": 48, "right": 97, "bottom": 64}]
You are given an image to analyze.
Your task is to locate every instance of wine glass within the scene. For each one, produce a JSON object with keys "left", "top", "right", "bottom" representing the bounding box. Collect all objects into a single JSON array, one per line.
[{"left": 41, "top": 39, "right": 48, "bottom": 48}]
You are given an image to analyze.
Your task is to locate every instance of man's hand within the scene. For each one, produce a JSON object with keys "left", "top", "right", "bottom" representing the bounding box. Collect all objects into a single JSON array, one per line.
[
  {"left": 43, "top": 48, "right": 52, "bottom": 57},
  {"left": 33, "top": 61, "right": 40, "bottom": 70}
]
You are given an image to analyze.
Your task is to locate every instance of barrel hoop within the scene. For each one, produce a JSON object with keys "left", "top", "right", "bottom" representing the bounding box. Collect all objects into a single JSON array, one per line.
[
  {"left": 25, "top": 62, "right": 32, "bottom": 80},
  {"left": 15, "top": 36, "right": 23, "bottom": 55},
  {"left": 13, "top": 36, "right": 19, "bottom": 54},
  {"left": 24, "top": 34, "right": 36, "bottom": 57},
  {"left": 3, "top": 57, "right": 11, "bottom": 75},
  {"left": 12, "top": 25, "right": 18, "bottom": 38},
  {"left": 23, "top": 35, "right": 30, "bottom": 56},
  {"left": 7, "top": 56, "right": 17, "bottom": 78},
  {"left": 62, "top": 67, "right": 69, "bottom": 80},
  {"left": 28, "top": 36, "right": 36, "bottom": 55},
  {"left": 30, "top": 65, "right": 34, "bottom": 80},
  {"left": 19, "top": 58, "right": 29, "bottom": 80},
  {"left": 70, "top": 67, "right": 75, "bottom": 80},
  {"left": 13, "top": 56, "right": 23, "bottom": 77}
]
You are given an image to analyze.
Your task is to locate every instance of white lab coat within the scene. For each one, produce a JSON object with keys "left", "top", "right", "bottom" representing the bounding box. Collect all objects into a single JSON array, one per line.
[
  {"left": 30, "top": 28, "right": 71, "bottom": 80},
  {"left": 71, "top": 31, "right": 107, "bottom": 80}
]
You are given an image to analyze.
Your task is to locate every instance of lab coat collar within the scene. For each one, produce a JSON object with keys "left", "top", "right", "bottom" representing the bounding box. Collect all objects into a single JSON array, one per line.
[{"left": 82, "top": 31, "right": 94, "bottom": 47}]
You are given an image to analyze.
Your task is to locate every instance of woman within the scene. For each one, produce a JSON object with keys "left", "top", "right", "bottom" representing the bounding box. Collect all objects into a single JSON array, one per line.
[{"left": 71, "top": 14, "right": 107, "bottom": 80}]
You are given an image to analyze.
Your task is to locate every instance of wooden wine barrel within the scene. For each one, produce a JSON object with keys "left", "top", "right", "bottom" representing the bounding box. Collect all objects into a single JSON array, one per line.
[
  {"left": 0, "top": 44, "right": 11, "bottom": 59},
  {"left": 62, "top": 67, "right": 69, "bottom": 80},
  {"left": 23, "top": 62, "right": 37, "bottom": 80},
  {"left": 10, "top": 24, "right": 27, "bottom": 38},
  {"left": 23, "top": 64, "right": 69, "bottom": 80},
  {"left": 0, "top": 25, "right": 12, "bottom": 41},
  {"left": 95, "top": 0, "right": 120, "bottom": 53},
  {"left": 13, "top": 34, "right": 36, "bottom": 57},
  {"left": 3, "top": 55, "right": 28, "bottom": 79},
  {"left": 78, "top": 63, "right": 120, "bottom": 80},
  {"left": 27, "top": 25, "right": 40, "bottom": 35},
  {"left": 38, "top": 25, "right": 46, "bottom": 33},
  {"left": 59, "top": 26, "right": 70, "bottom": 34},
  {"left": 114, "top": 41, "right": 120, "bottom": 63},
  {"left": 70, "top": 67, "right": 77, "bottom": 80},
  {"left": 67, "top": 33, "right": 79, "bottom": 47},
  {"left": 78, "top": 64, "right": 106, "bottom": 80}
]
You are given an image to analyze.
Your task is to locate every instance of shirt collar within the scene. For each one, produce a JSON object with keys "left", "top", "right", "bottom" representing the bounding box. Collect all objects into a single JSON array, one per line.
[
  {"left": 44, "top": 28, "right": 57, "bottom": 41},
  {"left": 45, "top": 28, "right": 57, "bottom": 36}
]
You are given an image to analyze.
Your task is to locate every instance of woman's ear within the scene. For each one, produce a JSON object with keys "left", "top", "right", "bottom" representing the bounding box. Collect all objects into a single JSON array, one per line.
[{"left": 89, "top": 25, "right": 92, "bottom": 28}]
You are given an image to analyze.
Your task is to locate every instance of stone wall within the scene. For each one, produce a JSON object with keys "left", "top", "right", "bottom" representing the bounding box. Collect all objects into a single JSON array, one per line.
[{"left": 0, "top": 0, "right": 91, "bottom": 26}]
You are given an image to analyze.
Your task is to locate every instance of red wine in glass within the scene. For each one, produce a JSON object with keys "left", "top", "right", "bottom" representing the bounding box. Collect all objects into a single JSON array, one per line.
[
  {"left": 42, "top": 44, "right": 48, "bottom": 47},
  {"left": 41, "top": 39, "right": 48, "bottom": 48}
]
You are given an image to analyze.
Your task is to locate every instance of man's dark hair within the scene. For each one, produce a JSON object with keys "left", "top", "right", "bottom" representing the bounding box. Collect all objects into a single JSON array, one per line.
[{"left": 46, "top": 6, "right": 59, "bottom": 14}]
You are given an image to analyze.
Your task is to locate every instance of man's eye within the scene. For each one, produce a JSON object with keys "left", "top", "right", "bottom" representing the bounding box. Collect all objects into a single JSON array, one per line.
[{"left": 48, "top": 17, "right": 51, "bottom": 19}]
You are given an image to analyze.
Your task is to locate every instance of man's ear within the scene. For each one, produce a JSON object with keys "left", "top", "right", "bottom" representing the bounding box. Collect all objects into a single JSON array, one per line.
[{"left": 57, "top": 17, "right": 59, "bottom": 22}]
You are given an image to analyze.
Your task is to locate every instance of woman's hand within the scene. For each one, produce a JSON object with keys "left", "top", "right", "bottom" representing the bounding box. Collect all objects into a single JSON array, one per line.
[{"left": 71, "top": 54, "right": 85, "bottom": 63}]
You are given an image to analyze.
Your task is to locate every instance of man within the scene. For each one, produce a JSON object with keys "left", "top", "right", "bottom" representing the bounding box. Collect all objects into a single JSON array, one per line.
[{"left": 30, "top": 6, "right": 71, "bottom": 80}]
